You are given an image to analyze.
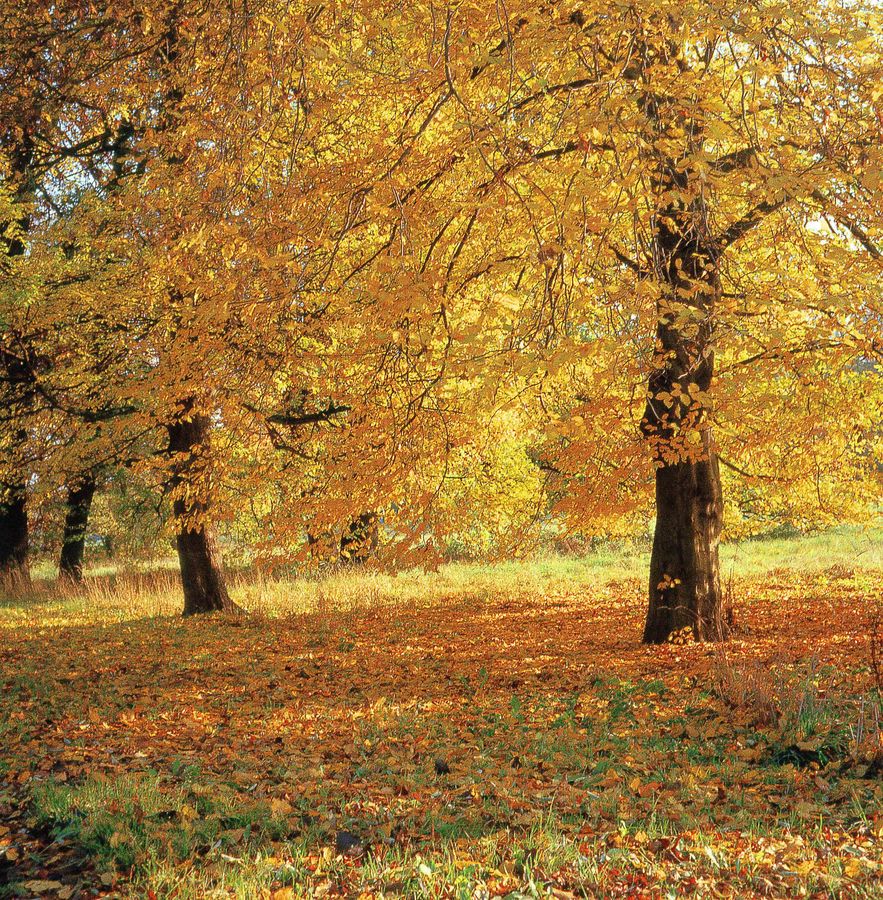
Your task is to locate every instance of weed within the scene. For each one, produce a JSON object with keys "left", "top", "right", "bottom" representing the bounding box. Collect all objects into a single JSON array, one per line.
[{"left": 712, "top": 651, "right": 780, "bottom": 727}]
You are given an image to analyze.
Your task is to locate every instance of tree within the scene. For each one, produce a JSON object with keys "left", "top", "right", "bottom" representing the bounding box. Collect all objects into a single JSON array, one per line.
[
  {"left": 325, "top": 0, "right": 882, "bottom": 641},
  {"left": 17, "top": 0, "right": 454, "bottom": 606},
  {"left": 0, "top": 0, "right": 169, "bottom": 584},
  {"left": 6, "top": 0, "right": 881, "bottom": 636},
  {"left": 58, "top": 473, "right": 97, "bottom": 583}
]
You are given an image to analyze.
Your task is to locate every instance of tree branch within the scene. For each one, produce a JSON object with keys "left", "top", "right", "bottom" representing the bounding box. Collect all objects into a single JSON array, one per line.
[
  {"left": 262, "top": 403, "right": 351, "bottom": 428},
  {"left": 718, "top": 454, "right": 776, "bottom": 481},
  {"left": 709, "top": 146, "right": 758, "bottom": 173},
  {"left": 717, "top": 195, "right": 791, "bottom": 250},
  {"left": 811, "top": 189, "right": 882, "bottom": 260}
]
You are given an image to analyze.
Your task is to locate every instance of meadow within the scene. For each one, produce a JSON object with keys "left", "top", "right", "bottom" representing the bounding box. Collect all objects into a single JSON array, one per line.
[{"left": 1, "top": 528, "right": 882, "bottom": 898}]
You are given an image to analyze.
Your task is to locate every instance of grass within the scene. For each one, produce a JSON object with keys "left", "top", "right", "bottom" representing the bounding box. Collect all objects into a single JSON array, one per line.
[
  {"left": 1, "top": 527, "right": 882, "bottom": 897},
  {"left": 718, "top": 524, "right": 883, "bottom": 578},
  {"left": 3, "top": 524, "right": 881, "bottom": 628}
]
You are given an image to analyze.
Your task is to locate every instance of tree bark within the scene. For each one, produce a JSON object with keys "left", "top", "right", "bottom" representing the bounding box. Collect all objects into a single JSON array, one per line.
[
  {"left": 59, "top": 475, "right": 97, "bottom": 583},
  {"left": 0, "top": 486, "right": 29, "bottom": 588},
  {"left": 0, "top": 120, "right": 35, "bottom": 592},
  {"left": 644, "top": 439, "right": 725, "bottom": 642},
  {"left": 167, "top": 403, "right": 233, "bottom": 615},
  {"left": 175, "top": 518, "right": 232, "bottom": 616},
  {"left": 620, "top": 30, "right": 733, "bottom": 644},
  {"left": 641, "top": 203, "right": 727, "bottom": 643}
]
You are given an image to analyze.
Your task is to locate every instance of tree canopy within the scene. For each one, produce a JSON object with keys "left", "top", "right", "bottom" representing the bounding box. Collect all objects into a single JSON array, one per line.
[{"left": 1, "top": 0, "right": 881, "bottom": 638}]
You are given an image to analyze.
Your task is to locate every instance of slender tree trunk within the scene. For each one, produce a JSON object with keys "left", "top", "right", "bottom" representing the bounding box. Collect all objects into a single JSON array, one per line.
[
  {"left": 167, "top": 402, "right": 233, "bottom": 615},
  {"left": 59, "top": 475, "right": 97, "bottom": 583},
  {"left": 0, "top": 485, "right": 29, "bottom": 588}
]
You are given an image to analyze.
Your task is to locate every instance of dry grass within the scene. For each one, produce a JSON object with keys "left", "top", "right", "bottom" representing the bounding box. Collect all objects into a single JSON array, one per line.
[{"left": 3, "top": 525, "right": 881, "bottom": 629}]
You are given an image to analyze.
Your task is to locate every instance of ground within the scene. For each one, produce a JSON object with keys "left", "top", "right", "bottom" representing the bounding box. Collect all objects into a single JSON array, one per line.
[{"left": 1, "top": 529, "right": 882, "bottom": 899}]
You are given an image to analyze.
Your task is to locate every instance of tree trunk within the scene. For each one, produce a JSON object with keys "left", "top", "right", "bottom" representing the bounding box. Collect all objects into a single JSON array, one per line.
[
  {"left": 641, "top": 200, "right": 728, "bottom": 643},
  {"left": 644, "top": 437, "right": 725, "bottom": 642},
  {"left": 167, "top": 403, "right": 233, "bottom": 615},
  {"left": 59, "top": 475, "right": 96, "bottom": 583},
  {"left": 0, "top": 128, "right": 35, "bottom": 592},
  {"left": 175, "top": 519, "right": 232, "bottom": 616},
  {"left": 0, "top": 486, "right": 29, "bottom": 588},
  {"left": 339, "top": 511, "right": 379, "bottom": 564}
]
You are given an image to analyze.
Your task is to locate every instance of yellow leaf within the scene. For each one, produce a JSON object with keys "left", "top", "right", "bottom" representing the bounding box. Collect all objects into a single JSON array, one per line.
[
  {"left": 270, "top": 798, "right": 293, "bottom": 817},
  {"left": 844, "top": 859, "right": 863, "bottom": 879}
]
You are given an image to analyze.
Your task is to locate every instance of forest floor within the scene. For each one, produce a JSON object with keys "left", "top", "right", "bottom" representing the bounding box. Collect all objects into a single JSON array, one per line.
[{"left": 2, "top": 529, "right": 883, "bottom": 899}]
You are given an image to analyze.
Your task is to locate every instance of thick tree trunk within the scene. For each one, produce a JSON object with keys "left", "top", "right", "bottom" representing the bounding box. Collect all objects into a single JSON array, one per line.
[
  {"left": 0, "top": 486, "right": 29, "bottom": 588},
  {"left": 167, "top": 403, "right": 233, "bottom": 615},
  {"left": 59, "top": 475, "right": 96, "bottom": 583},
  {"left": 641, "top": 197, "right": 728, "bottom": 643},
  {"left": 644, "top": 439, "right": 725, "bottom": 642},
  {"left": 175, "top": 519, "right": 232, "bottom": 616}
]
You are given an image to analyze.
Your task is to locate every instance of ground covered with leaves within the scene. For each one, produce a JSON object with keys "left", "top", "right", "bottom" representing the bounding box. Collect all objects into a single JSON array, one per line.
[{"left": 1, "top": 561, "right": 882, "bottom": 898}]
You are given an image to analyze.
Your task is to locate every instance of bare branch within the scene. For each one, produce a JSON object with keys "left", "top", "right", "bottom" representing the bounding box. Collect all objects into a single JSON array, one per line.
[
  {"left": 263, "top": 404, "right": 351, "bottom": 428},
  {"left": 718, "top": 455, "right": 776, "bottom": 481},
  {"left": 609, "top": 242, "right": 649, "bottom": 276}
]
